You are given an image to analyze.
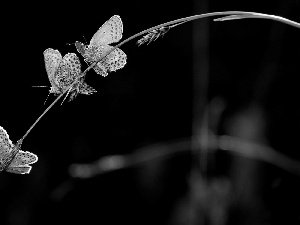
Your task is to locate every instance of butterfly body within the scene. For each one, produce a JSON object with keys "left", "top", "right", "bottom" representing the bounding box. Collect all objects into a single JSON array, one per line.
[
  {"left": 0, "top": 126, "right": 38, "bottom": 174},
  {"left": 74, "top": 41, "right": 86, "bottom": 56},
  {"left": 76, "top": 15, "right": 127, "bottom": 77}
]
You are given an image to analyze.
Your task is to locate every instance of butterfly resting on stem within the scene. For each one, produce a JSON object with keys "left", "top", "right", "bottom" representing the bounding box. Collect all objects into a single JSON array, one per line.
[
  {"left": 0, "top": 126, "right": 38, "bottom": 174},
  {"left": 36, "top": 48, "right": 97, "bottom": 105},
  {"left": 75, "top": 15, "right": 127, "bottom": 77}
]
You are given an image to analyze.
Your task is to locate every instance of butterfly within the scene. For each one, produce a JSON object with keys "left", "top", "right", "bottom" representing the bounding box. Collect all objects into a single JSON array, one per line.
[
  {"left": 75, "top": 15, "right": 127, "bottom": 77},
  {"left": 42, "top": 48, "right": 97, "bottom": 104},
  {"left": 0, "top": 126, "right": 38, "bottom": 174}
]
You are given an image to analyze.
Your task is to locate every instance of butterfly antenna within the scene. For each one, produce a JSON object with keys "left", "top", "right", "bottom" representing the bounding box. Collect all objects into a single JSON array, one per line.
[
  {"left": 32, "top": 85, "right": 51, "bottom": 105},
  {"left": 83, "top": 59, "right": 90, "bottom": 66},
  {"left": 83, "top": 35, "right": 88, "bottom": 44},
  {"left": 67, "top": 35, "right": 88, "bottom": 46},
  {"left": 44, "top": 91, "right": 51, "bottom": 105}
]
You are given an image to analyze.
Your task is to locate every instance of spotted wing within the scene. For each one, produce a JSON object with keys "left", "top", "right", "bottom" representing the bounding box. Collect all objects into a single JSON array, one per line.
[
  {"left": 59, "top": 53, "right": 97, "bottom": 102},
  {"left": 93, "top": 47, "right": 126, "bottom": 76},
  {"left": 90, "top": 15, "right": 123, "bottom": 46},
  {"left": 9, "top": 150, "right": 38, "bottom": 167},
  {"left": 0, "top": 126, "right": 15, "bottom": 170},
  {"left": 62, "top": 53, "right": 82, "bottom": 77},
  {"left": 104, "top": 48, "right": 127, "bottom": 72},
  {"left": 83, "top": 45, "right": 126, "bottom": 76},
  {"left": 43, "top": 48, "right": 62, "bottom": 92},
  {"left": 55, "top": 53, "right": 82, "bottom": 92},
  {"left": 0, "top": 126, "right": 13, "bottom": 154},
  {"left": 5, "top": 166, "right": 32, "bottom": 174}
]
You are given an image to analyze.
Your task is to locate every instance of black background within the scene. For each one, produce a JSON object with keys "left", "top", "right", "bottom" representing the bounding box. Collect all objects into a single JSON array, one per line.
[{"left": 0, "top": 0, "right": 299, "bottom": 225}]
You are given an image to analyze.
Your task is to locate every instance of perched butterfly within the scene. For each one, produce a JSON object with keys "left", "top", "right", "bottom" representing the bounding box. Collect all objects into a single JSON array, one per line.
[
  {"left": 75, "top": 15, "right": 127, "bottom": 77},
  {"left": 0, "top": 126, "right": 38, "bottom": 174},
  {"left": 42, "top": 48, "right": 97, "bottom": 104}
]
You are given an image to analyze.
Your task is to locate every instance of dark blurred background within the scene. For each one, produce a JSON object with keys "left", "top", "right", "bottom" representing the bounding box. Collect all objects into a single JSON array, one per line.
[{"left": 0, "top": 0, "right": 299, "bottom": 224}]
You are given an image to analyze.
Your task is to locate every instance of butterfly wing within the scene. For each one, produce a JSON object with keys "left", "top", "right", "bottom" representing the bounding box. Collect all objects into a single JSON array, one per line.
[
  {"left": 90, "top": 15, "right": 123, "bottom": 46},
  {"left": 0, "top": 126, "right": 13, "bottom": 148},
  {"left": 94, "top": 46, "right": 127, "bottom": 75},
  {"left": 62, "top": 53, "right": 82, "bottom": 77},
  {"left": 9, "top": 150, "right": 38, "bottom": 167},
  {"left": 43, "top": 48, "right": 62, "bottom": 93},
  {"left": 78, "top": 79, "right": 97, "bottom": 96},
  {"left": 0, "top": 127, "right": 38, "bottom": 174},
  {"left": 83, "top": 45, "right": 126, "bottom": 76},
  {"left": 5, "top": 166, "right": 32, "bottom": 174},
  {"left": 94, "top": 62, "right": 109, "bottom": 77},
  {"left": 104, "top": 48, "right": 127, "bottom": 72},
  {"left": 6, "top": 149, "right": 38, "bottom": 174},
  {"left": 59, "top": 53, "right": 97, "bottom": 102},
  {"left": 83, "top": 45, "right": 109, "bottom": 63},
  {"left": 68, "top": 79, "right": 97, "bottom": 102},
  {"left": 0, "top": 126, "right": 15, "bottom": 170},
  {"left": 0, "top": 126, "right": 13, "bottom": 157},
  {"left": 55, "top": 53, "right": 82, "bottom": 92}
]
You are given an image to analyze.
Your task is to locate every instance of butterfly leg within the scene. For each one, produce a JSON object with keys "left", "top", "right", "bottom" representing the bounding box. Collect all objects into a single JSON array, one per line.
[{"left": 61, "top": 87, "right": 73, "bottom": 105}]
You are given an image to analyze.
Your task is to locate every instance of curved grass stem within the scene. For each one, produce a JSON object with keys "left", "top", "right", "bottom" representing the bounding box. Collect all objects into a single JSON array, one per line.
[
  {"left": 20, "top": 93, "right": 64, "bottom": 142},
  {"left": 19, "top": 11, "right": 300, "bottom": 143}
]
